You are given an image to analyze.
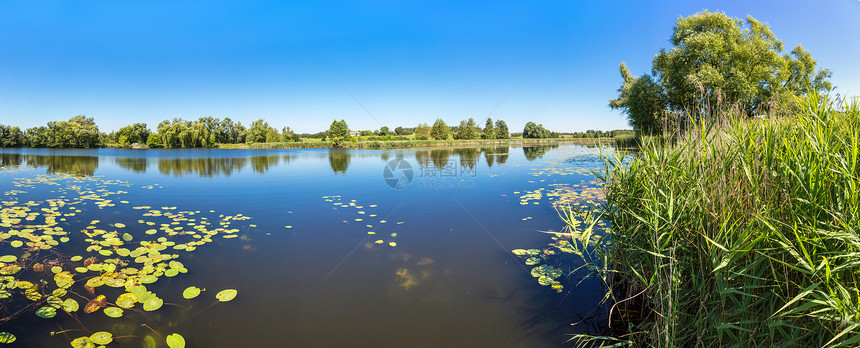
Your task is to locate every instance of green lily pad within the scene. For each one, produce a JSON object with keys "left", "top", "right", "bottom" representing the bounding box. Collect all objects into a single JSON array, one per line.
[
  {"left": 35, "top": 306, "right": 57, "bottom": 318},
  {"left": 140, "top": 274, "right": 158, "bottom": 284},
  {"left": 122, "top": 232, "right": 133, "bottom": 241},
  {"left": 116, "top": 293, "right": 137, "bottom": 308},
  {"left": 104, "top": 307, "right": 123, "bottom": 318},
  {"left": 182, "top": 286, "right": 201, "bottom": 299},
  {"left": 90, "top": 331, "right": 113, "bottom": 345},
  {"left": 62, "top": 298, "right": 79, "bottom": 312},
  {"left": 0, "top": 256, "right": 16, "bottom": 263},
  {"left": 164, "top": 268, "right": 179, "bottom": 277},
  {"left": 143, "top": 296, "right": 163, "bottom": 311},
  {"left": 525, "top": 257, "right": 541, "bottom": 265},
  {"left": 0, "top": 332, "right": 15, "bottom": 343},
  {"left": 9, "top": 241, "right": 23, "bottom": 248},
  {"left": 215, "top": 289, "right": 238, "bottom": 302},
  {"left": 114, "top": 223, "right": 126, "bottom": 228},
  {"left": 166, "top": 333, "right": 186, "bottom": 348},
  {"left": 70, "top": 337, "right": 92, "bottom": 348}
]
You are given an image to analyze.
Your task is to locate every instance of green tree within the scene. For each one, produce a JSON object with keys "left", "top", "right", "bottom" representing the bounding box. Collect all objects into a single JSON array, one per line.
[
  {"left": 146, "top": 133, "right": 161, "bottom": 148},
  {"left": 523, "top": 122, "right": 551, "bottom": 139},
  {"left": 115, "top": 123, "right": 151, "bottom": 145},
  {"left": 327, "top": 119, "right": 349, "bottom": 139},
  {"left": 454, "top": 118, "right": 479, "bottom": 140},
  {"left": 247, "top": 119, "right": 272, "bottom": 143},
  {"left": 378, "top": 126, "right": 391, "bottom": 136},
  {"left": 481, "top": 118, "right": 495, "bottom": 139},
  {"left": 612, "top": 10, "right": 832, "bottom": 132},
  {"left": 429, "top": 119, "right": 450, "bottom": 140},
  {"left": 0, "top": 125, "right": 24, "bottom": 147},
  {"left": 494, "top": 120, "right": 509, "bottom": 139}
]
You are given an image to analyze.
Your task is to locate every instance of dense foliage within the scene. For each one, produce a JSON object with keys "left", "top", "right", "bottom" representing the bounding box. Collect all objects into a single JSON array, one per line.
[
  {"left": 522, "top": 121, "right": 554, "bottom": 139},
  {"left": 611, "top": 10, "right": 832, "bottom": 133},
  {"left": 566, "top": 94, "right": 860, "bottom": 346}
]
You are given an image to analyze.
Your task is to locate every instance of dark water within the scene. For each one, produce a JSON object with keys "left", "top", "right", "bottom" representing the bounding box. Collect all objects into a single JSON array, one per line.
[{"left": 0, "top": 144, "right": 609, "bottom": 347}]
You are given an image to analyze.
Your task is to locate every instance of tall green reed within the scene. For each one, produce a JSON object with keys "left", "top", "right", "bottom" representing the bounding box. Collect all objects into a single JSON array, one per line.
[{"left": 563, "top": 93, "right": 860, "bottom": 346}]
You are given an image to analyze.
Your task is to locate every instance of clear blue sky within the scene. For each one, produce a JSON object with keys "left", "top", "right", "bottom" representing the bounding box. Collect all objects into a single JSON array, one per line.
[{"left": 1, "top": 1, "right": 858, "bottom": 133}]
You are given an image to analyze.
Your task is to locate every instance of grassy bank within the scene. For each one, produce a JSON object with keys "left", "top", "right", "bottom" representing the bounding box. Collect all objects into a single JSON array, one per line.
[
  {"left": 565, "top": 94, "right": 860, "bottom": 346},
  {"left": 218, "top": 137, "right": 599, "bottom": 149}
]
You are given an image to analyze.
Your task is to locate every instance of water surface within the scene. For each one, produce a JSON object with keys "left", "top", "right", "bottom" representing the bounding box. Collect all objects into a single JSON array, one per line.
[{"left": 0, "top": 144, "right": 608, "bottom": 347}]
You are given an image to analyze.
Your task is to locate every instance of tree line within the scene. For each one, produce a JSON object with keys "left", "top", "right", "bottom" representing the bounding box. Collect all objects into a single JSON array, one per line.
[{"left": 1, "top": 115, "right": 568, "bottom": 148}]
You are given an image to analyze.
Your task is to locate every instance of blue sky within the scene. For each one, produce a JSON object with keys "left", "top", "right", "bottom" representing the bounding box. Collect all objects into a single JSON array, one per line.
[{"left": 1, "top": 1, "right": 858, "bottom": 133}]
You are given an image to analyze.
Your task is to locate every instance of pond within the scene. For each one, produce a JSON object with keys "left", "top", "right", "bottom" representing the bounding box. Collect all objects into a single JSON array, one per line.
[{"left": 0, "top": 144, "right": 610, "bottom": 347}]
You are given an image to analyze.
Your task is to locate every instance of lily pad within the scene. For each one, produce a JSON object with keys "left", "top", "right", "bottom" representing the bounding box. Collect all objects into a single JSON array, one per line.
[
  {"left": 525, "top": 257, "right": 541, "bottom": 265},
  {"left": 70, "top": 337, "right": 92, "bottom": 348},
  {"left": 90, "top": 331, "right": 113, "bottom": 345},
  {"left": 62, "top": 298, "right": 79, "bottom": 312},
  {"left": 0, "top": 255, "right": 16, "bottom": 263},
  {"left": 35, "top": 306, "right": 57, "bottom": 318},
  {"left": 183, "top": 286, "right": 201, "bottom": 299},
  {"left": 0, "top": 332, "right": 15, "bottom": 343},
  {"left": 84, "top": 295, "right": 107, "bottom": 314},
  {"left": 143, "top": 296, "right": 163, "bottom": 311},
  {"left": 166, "top": 333, "right": 186, "bottom": 348},
  {"left": 116, "top": 293, "right": 137, "bottom": 308},
  {"left": 114, "top": 223, "right": 126, "bottom": 228},
  {"left": 215, "top": 289, "right": 238, "bottom": 302},
  {"left": 104, "top": 307, "right": 123, "bottom": 318}
]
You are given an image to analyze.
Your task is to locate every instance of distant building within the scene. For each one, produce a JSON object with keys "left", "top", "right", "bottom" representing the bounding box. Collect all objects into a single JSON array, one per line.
[{"left": 349, "top": 131, "right": 360, "bottom": 136}]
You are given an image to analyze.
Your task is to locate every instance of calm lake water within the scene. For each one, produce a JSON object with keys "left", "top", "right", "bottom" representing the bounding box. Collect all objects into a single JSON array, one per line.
[{"left": 0, "top": 144, "right": 610, "bottom": 347}]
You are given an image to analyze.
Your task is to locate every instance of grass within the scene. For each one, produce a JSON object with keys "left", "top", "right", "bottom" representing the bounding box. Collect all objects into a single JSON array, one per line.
[{"left": 561, "top": 93, "right": 860, "bottom": 346}]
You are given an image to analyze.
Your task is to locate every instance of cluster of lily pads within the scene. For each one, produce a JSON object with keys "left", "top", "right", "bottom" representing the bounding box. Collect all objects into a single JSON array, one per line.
[
  {"left": 0, "top": 169, "right": 245, "bottom": 346},
  {"left": 322, "top": 195, "right": 404, "bottom": 247},
  {"left": 509, "top": 147, "right": 610, "bottom": 292}
]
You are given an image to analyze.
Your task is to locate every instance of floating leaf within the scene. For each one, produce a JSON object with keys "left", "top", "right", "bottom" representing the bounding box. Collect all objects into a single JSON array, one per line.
[
  {"left": 525, "top": 257, "right": 541, "bottom": 265},
  {"left": 215, "top": 289, "right": 238, "bottom": 302},
  {"left": 84, "top": 295, "right": 107, "bottom": 314},
  {"left": 62, "top": 298, "right": 79, "bottom": 312},
  {"left": 122, "top": 233, "right": 133, "bottom": 241},
  {"left": 35, "top": 306, "right": 57, "bottom": 318},
  {"left": 143, "top": 296, "right": 163, "bottom": 311},
  {"left": 116, "top": 293, "right": 137, "bottom": 308},
  {"left": 0, "top": 332, "right": 15, "bottom": 343},
  {"left": 104, "top": 307, "right": 123, "bottom": 318},
  {"left": 114, "top": 223, "right": 126, "bottom": 228},
  {"left": 183, "top": 286, "right": 201, "bottom": 299},
  {"left": 0, "top": 255, "right": 16, "bottom": 263},
  {"left": 9, "top": 241, "right": 22, "bottom": 248},
  {"left": 70, "top": 337, "right": 91, "bottom": 348},
  {"left": 90, "top": 331, "right": 113, "bottom": 345},
  {"left": 166, "top": 333, "right": 186, "bottom": 348}
]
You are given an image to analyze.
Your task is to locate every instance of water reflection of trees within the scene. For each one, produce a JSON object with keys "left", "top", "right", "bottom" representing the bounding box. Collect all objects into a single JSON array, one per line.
[
  {"left": 328, "top": 151, "right": 351, "bottom": 174},
  {"left": 0, "top": 153, "right": 98, "bottom": 176},
  {"left": 481, "top": 146, "right": 510, "bottom": 167},
  {"left": 453, "top": 148, "right": 479, "bottom": 170},
  {"left": 522, "top": 144, "right": 559, "bottom": 161},
  {"left": 114, "top": 158, "right": 147, "bottom": 173},
  {"left": 156, "top": 156, "right": 291, "bottom": 177}
]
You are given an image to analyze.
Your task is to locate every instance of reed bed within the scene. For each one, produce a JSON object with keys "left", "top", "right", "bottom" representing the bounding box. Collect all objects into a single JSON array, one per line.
[{"left": 566, "top": 94, "right": 860, "bottom": 346}]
